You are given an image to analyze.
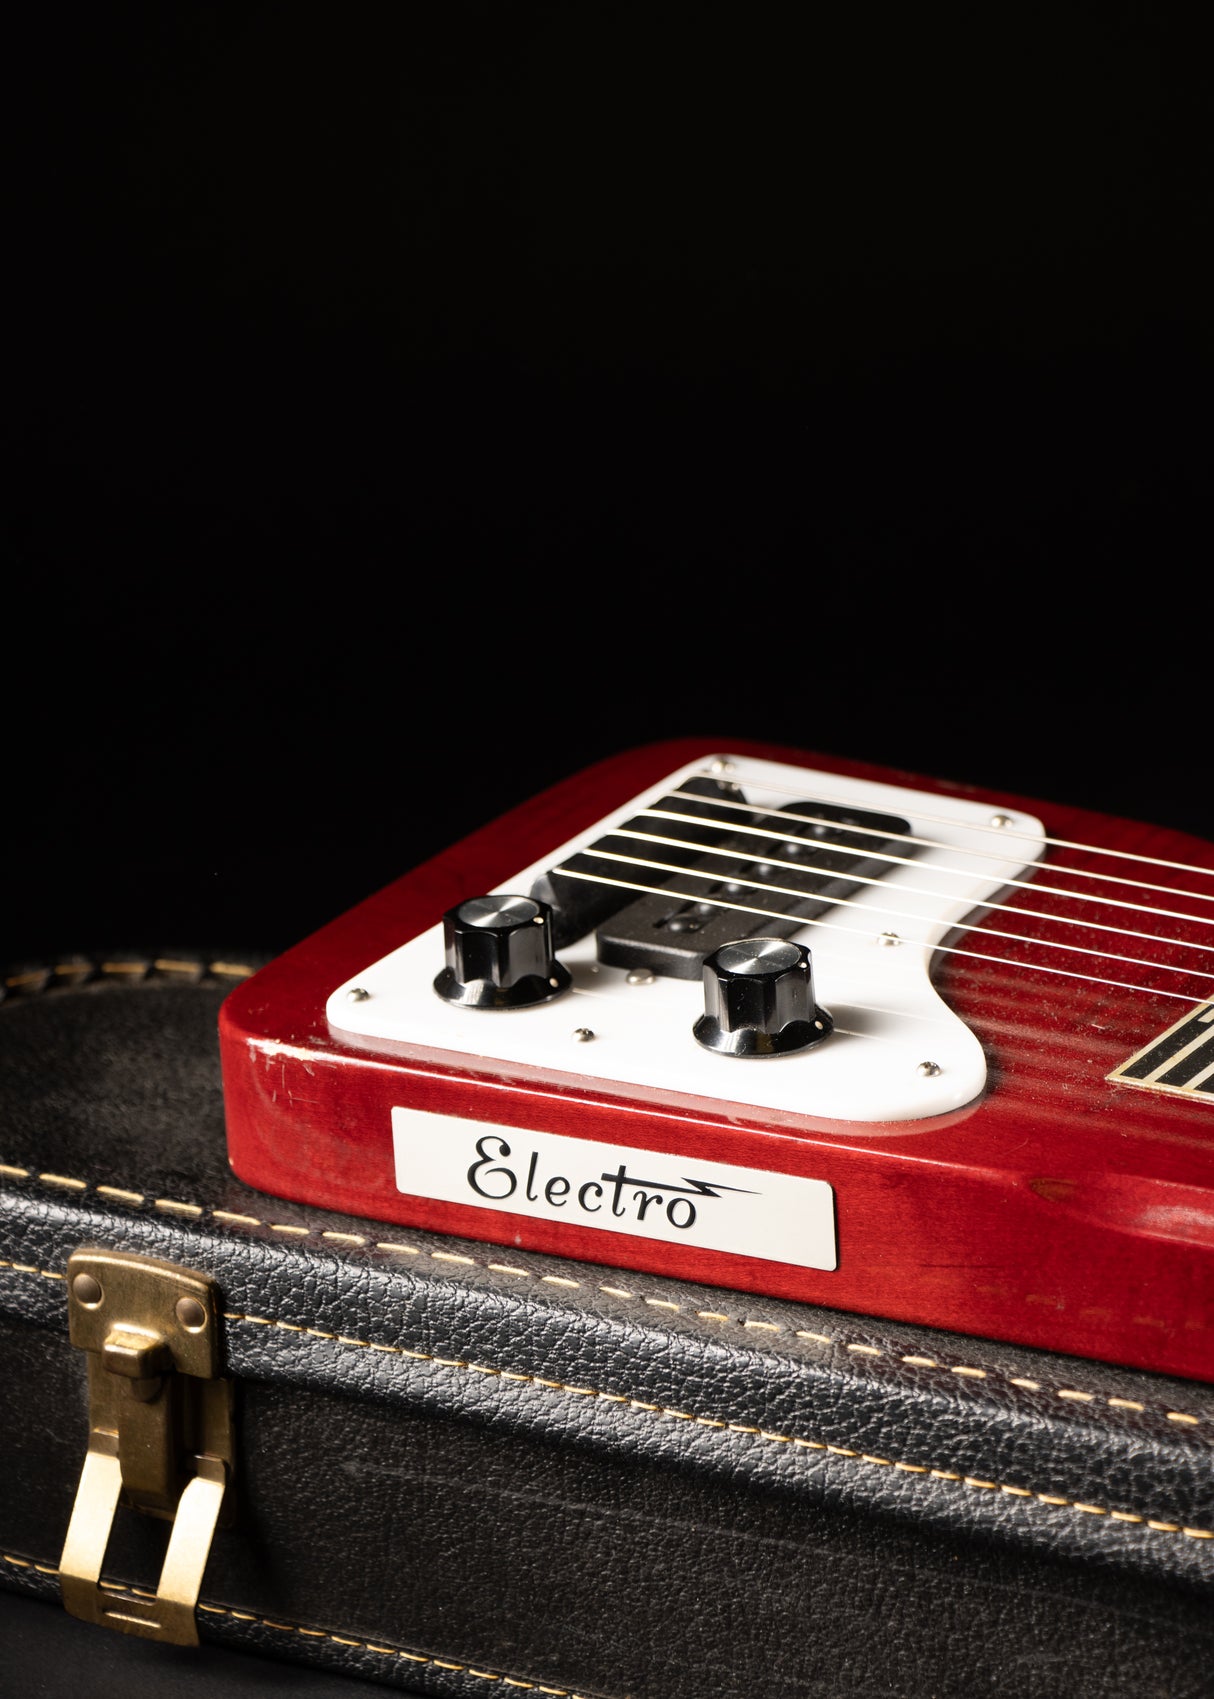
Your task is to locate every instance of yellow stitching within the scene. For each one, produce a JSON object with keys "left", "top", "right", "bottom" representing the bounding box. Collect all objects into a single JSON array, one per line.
[
  {"left": 100, "top": 962, "right": 147, "bottom": 976},
  {"left": 152, "top": 958, "right": 202, "bottom": 974},
  {"left": 0, "top": 1258, "right": 64, "bottom": 1280},
  {"left": 208, "top": 961, "right": 256, "bottom": 978},
  {"left": 207, "top": 1304, "right": 1187, "bottom": 1548},
  {"left": 2, "top": 1160, "right": 1209, "bottom": 1429}
]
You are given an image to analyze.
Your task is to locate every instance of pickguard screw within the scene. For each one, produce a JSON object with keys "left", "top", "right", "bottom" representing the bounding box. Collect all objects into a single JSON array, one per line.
[
  {"left": 709, "top": 758, "right": 736, "bottom": 775},
  {"left": 346, "top": 986, "right": 370, "bottom": 1003},
  {"left": 572, "top": 1027, "right": 596, "bottom": 1042},
  {"left": 877, "top": 931, "right": 901, "bottom": 947},
  {"left": 72, "top": 1273, "right": 103, "bottom": 1307},
  {"left": 626, "top": 968, "right": 655, "bottom": 985},
  {"left": 989, "top": 813, "right": 1014, "bottom": 829},
  {"left": 917, "top": 1060, "right": 942, "bottom": 1077}
]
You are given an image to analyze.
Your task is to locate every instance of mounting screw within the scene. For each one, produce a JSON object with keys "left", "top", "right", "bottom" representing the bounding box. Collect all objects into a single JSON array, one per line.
[
  {"left": 877, "top": 931, "right": 901, "bottom": 947},
  {"left": 175, "top": 1296, "right": 207, "bottom": 1332},
  {"left": 626, "top": 967, "right": 655, "bottom": 985},
  {"left": 989, "top": 813, "right": 1014, "bottom": 829},
  {"left": 346, "top": 987, "right": 370, "bottom": 1003},
  {"left": 916, "top": 1060, "right": 942, "bottom": 1077},
  {"left": 709, "top": 758, "right": 736, "bottom": 775},
  {"left": 72, "top": 1273, "right": 103, "bottom": 1307},
  {"left": 572, "top": 1027, "right": 596, "bottom": 1042}
]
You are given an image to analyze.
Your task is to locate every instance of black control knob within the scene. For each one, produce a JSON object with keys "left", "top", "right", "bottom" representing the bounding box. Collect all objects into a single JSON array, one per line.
[
  {"left": 434, "top": 894, "right": 572, "bottom": 1010},
  {"left": 693, "top": 937, "right": 832, "bottom": 1057}
]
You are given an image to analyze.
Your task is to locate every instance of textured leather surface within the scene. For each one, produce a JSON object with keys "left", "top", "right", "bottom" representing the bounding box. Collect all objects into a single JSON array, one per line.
[
  {"left": 1, "top": 960, "right": 1211, "bottom": 1698},
  {"left": 1, "top": 1586, "right": 410, "bottom": 1699}
]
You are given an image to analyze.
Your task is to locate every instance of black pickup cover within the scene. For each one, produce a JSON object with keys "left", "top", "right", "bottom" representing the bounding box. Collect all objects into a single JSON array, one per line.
[{"left": 535, "top": 782, "right": 913, "bottom": 980}]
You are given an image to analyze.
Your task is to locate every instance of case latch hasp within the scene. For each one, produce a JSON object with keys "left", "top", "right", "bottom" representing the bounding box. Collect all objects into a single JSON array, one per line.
[{"left": 59, "top": 1248, "right": 234, "bottom": 1645}]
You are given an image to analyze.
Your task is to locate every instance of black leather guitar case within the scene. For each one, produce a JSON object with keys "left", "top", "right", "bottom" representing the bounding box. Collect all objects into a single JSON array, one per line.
[{"left": 1, "top": 955, "right": 1210, "bottom": 1697}]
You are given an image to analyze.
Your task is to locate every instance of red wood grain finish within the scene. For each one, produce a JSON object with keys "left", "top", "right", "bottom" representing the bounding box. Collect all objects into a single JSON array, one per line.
[{"left": 220, "top": 740, "right": 1214, "bottom": 1382}]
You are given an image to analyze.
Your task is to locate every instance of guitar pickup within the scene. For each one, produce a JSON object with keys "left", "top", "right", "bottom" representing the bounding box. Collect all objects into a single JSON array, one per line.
[
  {"left": 530, "top": 775, "right": 759, "bottom": 949},
  {"left": 590, "top": 798, "right": 915, "bottom": 979}
]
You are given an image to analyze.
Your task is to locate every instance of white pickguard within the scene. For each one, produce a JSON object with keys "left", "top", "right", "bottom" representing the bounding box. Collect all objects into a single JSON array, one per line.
[{"left": 328, "top": 756, "right": 1045, "bottom": 1123}]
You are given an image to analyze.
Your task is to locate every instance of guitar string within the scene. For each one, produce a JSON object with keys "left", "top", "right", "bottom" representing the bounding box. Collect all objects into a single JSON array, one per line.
[
  {"left": 552, "top": 868, "right": 1210, "bottom": 1005},
  {"left": 690, "top": 769, "right": 1214, "bottom": 881},
  {"left": 604, "top": 830, "right": 1214, "bottom": 961},
  {"left": 618, "top": 822, "right": 1214, "bottom": 953},
  {"left": 671, "top": 787, "right": 1214, "bottom": 908},
  {"left": 573, "top": 846, "right": 1214, "bottom": 985}
]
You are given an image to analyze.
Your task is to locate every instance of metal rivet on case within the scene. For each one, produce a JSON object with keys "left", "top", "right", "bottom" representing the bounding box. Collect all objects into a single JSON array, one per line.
[
  {"left": 175, "top": 1296, "right": 207, "bottom": 1332},
  {"left": 72, "top": 1273, "right": 103, "bottom": 1307}
]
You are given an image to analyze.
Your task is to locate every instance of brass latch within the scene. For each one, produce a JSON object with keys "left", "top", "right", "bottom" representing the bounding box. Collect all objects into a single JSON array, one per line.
[{"left": 59, "top": 1248, "right": 234, "bottom": 1645}]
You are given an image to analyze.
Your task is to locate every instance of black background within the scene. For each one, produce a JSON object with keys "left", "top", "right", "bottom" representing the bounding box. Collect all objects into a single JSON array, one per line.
[{"left": 8, "top": 5, "right": 1209, "bottom": 965}]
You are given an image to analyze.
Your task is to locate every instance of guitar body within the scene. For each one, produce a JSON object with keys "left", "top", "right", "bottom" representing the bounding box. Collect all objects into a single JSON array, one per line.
[{"left": 221, "top": 739, "right": 1214, "bottom": 1381}]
